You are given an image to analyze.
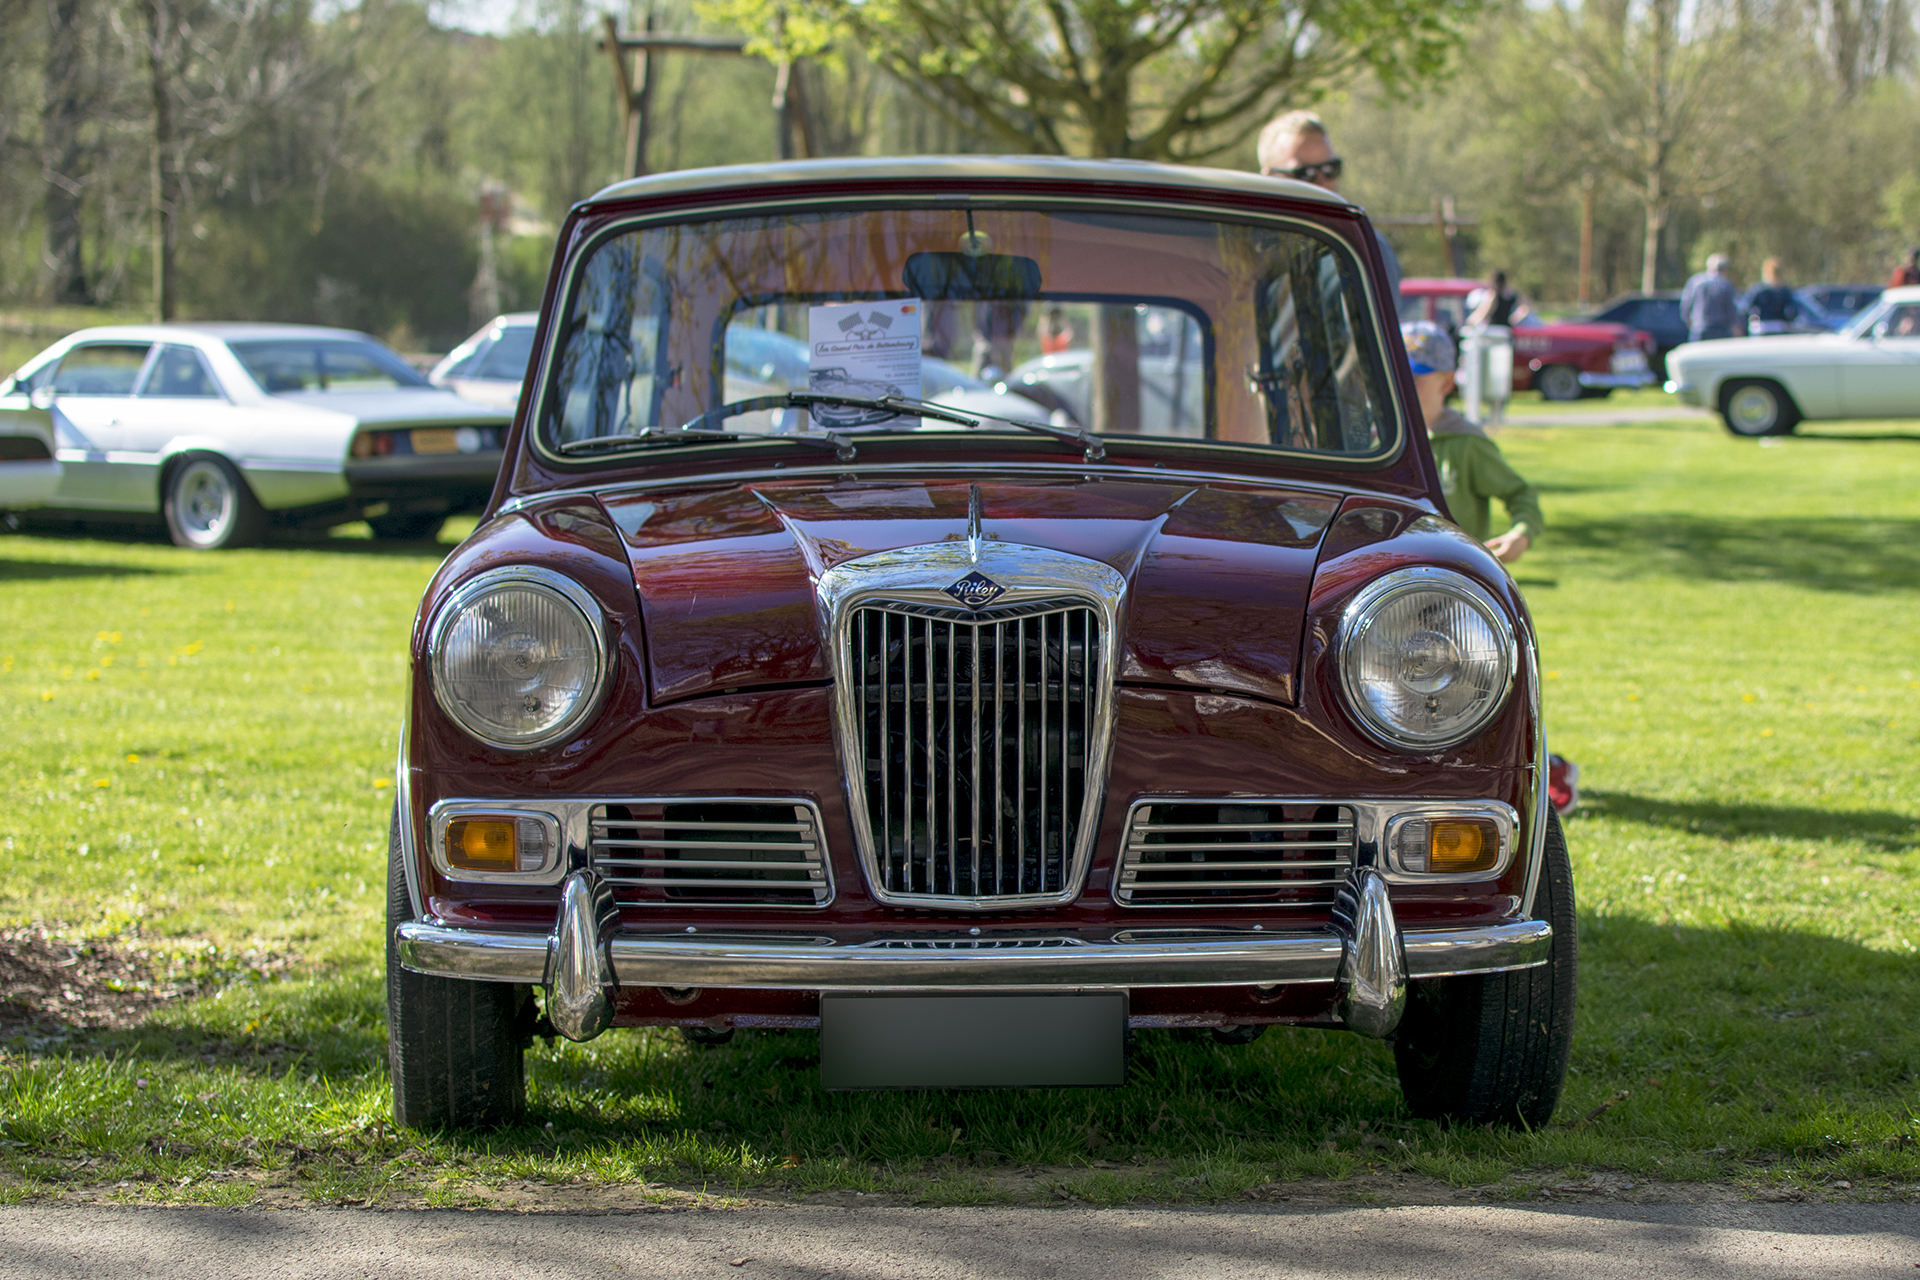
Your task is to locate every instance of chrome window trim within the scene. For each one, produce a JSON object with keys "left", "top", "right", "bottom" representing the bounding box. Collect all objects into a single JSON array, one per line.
[
  {"left": 1113, "top": 797, "right": 1524, "bottom": 905},
  {"left": 426, "top": 565, "right": 613, "bottom": 752},
  {"left": 428, "top": 800, "right": 568, "bottom": 885},
  {"left": 820, "top": 539, "right": 1126, "bottom": 911},
  {"left": 1334, "top": 566, "right": 1518, "bottom": 751},
  {"left": 525, "top": 193, "right": 1407, "bottom": 474},
  {"left": 1378, "top": 800, "right": 1519, "bottom": 884}
]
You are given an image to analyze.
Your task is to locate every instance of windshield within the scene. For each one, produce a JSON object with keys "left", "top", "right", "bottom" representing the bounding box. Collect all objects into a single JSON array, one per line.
[
  {"left": 542, "top": 206, "right": 1395, "bottom": 459},
  {"left": 230, "top": 339, "right": 430, "bottom": 393}
]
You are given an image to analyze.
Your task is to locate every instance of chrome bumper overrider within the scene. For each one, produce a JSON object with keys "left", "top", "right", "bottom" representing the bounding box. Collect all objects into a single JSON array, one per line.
[{"left": 396, "top": 869, "right": 1551, "bottom": 1043}]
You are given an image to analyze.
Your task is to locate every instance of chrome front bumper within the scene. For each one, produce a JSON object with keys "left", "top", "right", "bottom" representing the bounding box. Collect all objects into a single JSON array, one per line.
[
  {"left": 1578, "top": 370, "right": 1657, "bottom": 389},
  {"left": 395, "top": 869, "right": 1551, "bottom": 1043}
]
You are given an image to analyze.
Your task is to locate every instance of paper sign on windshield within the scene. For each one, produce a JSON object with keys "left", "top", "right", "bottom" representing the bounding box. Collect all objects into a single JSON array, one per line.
[{"left": 808, "top": 299, "right": 922, "bottom": 430}]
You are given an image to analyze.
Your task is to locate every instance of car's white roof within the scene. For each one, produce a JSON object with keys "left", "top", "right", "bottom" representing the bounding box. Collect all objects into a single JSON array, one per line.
[
  {"left": 589, "top": 155, "right": 1350, "bottom": 211},
  {"left": 1880, "top": 285, "right": 1920, "bottom": 304},
  {"left": 45, "top": 322, "right": 383, "bottom": 346}
]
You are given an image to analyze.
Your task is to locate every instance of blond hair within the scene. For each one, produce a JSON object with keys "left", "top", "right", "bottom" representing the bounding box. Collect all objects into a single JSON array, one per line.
[{"left": 1257, "top": 111, "right": 1329, "bottom": 171}]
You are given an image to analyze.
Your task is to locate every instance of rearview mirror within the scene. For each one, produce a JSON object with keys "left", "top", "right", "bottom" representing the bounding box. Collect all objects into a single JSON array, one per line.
[{"left": 904, "top": 252, "right": 1042, "bottom": 301}]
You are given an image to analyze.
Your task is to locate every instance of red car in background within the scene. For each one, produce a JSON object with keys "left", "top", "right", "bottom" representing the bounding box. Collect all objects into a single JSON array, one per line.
[{"left": 1399, "top": 278, "right": 1657, "bottom": 401}]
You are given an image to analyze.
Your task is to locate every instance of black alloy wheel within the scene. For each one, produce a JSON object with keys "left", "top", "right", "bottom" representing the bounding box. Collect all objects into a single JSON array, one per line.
[
  {"left": 387, "top": 804, "right": 532, "bottom": 1129},
  {"left": 1391, "top": 809, "right": 1578, "bottom": 1128}
]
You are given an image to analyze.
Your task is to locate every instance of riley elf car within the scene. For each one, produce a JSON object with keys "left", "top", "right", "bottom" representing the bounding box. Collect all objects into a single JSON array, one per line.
[
  {"left": 0, "top": 323, "right": 512, "bottom": 547},
  {"left": 388, "top": 156, "right": 1576, "bottom": 1130}
]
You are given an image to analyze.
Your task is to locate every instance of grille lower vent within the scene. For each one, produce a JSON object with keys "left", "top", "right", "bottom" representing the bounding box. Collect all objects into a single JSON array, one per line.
[
  {"left": 589, "top": 800, "right": 830, "bottom": 907},
  {"left": 1115, "top": 801, "right": 1357, "bottom": 907},
  {"left": 851, "top": 604, "right": 1099, "bottom": 902}
]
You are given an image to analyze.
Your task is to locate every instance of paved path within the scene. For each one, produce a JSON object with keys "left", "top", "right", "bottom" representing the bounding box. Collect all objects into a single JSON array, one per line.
[
  {"left": 1497, "top": 406, "right": 1714, "bottom": 427},
  {"left": 3, "top": 1202, "right": 1917, "bottom": 1279}
]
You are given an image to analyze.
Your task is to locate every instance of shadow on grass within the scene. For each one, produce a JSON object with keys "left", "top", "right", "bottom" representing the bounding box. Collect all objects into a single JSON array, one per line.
[
  {"left": 1580, "top": 790, "right": 1920, "bottom": 854},
  {"left": 0, "top": 557, "right": 173, "bottom": 580},
  {"left": 1548, "top": 514, "right": 1920, "bottom": 593}
]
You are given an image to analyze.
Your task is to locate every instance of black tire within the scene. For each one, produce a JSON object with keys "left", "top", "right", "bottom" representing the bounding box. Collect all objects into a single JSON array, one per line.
[
  {"left": 1719, "top": 378, "right": 1801, "bottom": 437},
  {"left": 368, "top": 512, "right": 446, "bottom": 541},
  {"left": 1392, "top": 808, "right": 1577, "bottom": 1128},
  {"left": 386, "top": 806, "right": 530, "bottom": 1129},
  {"left": 162, "top": 454, "right": 267, "bottom": 550},
  {"left": 1535, "top": 365, "right": 1583, "bottom": 402}
]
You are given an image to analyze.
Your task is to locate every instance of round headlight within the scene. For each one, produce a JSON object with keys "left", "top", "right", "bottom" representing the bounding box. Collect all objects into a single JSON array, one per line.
[
  {"left": 429, "top": 568, "right": 608, "bottom": 749},
  {"left": 1336, "top": 567, "right": 1517, "bottom": 750}
]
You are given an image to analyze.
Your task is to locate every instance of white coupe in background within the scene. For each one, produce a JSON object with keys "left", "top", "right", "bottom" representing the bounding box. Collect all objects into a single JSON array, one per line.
[
  {"left": 1667, "top": 286, "right": 1920, "bottom": 435},
  {"left": 0, "top": 323, "right": 513, "bottom": 548}
]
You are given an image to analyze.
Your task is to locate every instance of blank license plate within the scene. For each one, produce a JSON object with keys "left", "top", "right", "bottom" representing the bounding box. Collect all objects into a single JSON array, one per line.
[
  {"left": 410, "top": 428, "right": 460, "bottom": 454},
  {"left": 820, "top": 992, "right": 1127, "bottom": 1089}
]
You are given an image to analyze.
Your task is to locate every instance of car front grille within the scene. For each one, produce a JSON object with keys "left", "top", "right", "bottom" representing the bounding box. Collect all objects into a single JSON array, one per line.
[
  {"left": 589, "top": 799, "right": 830, "bottom": 907},
  {"left": 850, "top": 603, "right": 1100, "bottom": 903},
  {"left": 1114, "top": 800, "right": 1357, "bottom": 907}
]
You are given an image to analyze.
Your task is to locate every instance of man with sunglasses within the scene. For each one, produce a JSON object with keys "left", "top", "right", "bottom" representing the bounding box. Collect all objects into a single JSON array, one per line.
[{"left": 1256, "top": 110, "right": 1402, "bottom": 302}]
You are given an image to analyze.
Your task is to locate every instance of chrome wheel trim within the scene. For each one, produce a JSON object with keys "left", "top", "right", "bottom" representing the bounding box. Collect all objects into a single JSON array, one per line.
[
  {"left": 173, "top": 461, "right": 234, "bottom": 546},
  {"left": 1726, "top": 384, "right": 1780, "bottom": 435}
]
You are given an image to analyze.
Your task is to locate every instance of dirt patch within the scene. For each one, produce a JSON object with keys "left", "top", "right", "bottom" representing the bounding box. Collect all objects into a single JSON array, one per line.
[{"left": 0, "top": 925, "right": 288, "bottom": 1039}]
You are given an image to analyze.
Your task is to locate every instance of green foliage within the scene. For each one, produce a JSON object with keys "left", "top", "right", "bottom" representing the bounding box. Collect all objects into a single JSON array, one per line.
[
  {"left": 3, "top": 408, "right": 1920, "bottom": 1205},
  {"left": 704, "top": 0, "right": 1484, "bottom": 159}
]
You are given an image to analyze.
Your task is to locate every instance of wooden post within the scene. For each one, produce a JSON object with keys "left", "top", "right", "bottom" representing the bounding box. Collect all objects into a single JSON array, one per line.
[
  {"left": 598, "top": 28, "right": 753, "bottom": 177},
  {"left": 1578, "top": 172, "right": 1596, "bottom": 307},
  {"left": 601, "top": 16, "right": 639, "bottom": 179},
  {"left": 634, "top": 8, "right": 657, "bottom": 178}
]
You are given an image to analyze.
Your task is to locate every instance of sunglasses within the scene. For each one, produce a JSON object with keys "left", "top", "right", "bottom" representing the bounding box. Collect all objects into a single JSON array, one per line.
[{"left": 1266, "top": 158, "right": 1343, "bottom": 184}]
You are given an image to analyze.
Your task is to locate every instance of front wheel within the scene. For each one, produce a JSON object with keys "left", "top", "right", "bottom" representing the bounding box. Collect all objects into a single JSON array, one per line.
[
  {"left": 163, "top": 455, "right": 266, "bottom": 550},
  {"left": 1535, "top": 365, "right": 1583, "bottom": 402},
  {"left": 1719, "top": 379, "right": 1801, "bottom": 437},
  {"left": 387, "top": 806, "right": 530, "bottom": 1129},
  {"left": 1392, "top": 808, "right": 1577, "bottom": 1128}
]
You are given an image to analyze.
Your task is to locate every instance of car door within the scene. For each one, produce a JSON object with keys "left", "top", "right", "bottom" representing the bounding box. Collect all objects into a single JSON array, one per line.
[
  {"left": 1839, "top": 304, "right": 1920, "bottom": 418},
  {"left": 116, "top": 343, "right": 237, "bottom": 511},
  {"left": 46, "top": 341, "right": 154, "bottom": 508}
]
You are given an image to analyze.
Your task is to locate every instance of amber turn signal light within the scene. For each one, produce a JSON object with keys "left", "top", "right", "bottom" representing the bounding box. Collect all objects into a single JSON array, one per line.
[
  {"left": 1391, "top": 815, "right": 1501, "bottom": 874},
  {"left": 445, "top": 816, "right": 549, "bottom": 873}
]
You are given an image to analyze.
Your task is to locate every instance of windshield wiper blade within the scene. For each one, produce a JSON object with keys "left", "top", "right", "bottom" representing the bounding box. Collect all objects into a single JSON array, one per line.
[
  {"left": 785, "top": 390, "right": 1107, "bottom": 462},
  {"left": 557, "top": 414, "right": 856, "bottom": 461},
  {"left": 959, "top": 406, "right": 1106, "bottom": 463}
]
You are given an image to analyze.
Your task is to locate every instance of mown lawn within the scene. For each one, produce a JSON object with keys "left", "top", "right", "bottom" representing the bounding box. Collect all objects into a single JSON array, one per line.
[{"left": 2, "top": 415, "right": 1918, "bottom": 1206}]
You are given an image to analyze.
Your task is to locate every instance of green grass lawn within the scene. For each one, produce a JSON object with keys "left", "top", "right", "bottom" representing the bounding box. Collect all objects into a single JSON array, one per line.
[{"left": 3, "top": 420, "right": 1918, "bottom": 1207}]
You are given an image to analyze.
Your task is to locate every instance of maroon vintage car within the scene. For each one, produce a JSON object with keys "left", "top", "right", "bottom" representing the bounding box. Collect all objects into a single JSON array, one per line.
[
  {"left": 387, "top": 157, "right": 1575, "bottom": 1130},
  {"left": 1399, "top": 277, "right": 1656, "bottom": 401}
]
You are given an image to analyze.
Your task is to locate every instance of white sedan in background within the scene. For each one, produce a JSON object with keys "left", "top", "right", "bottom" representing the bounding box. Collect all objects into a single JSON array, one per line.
[
  {"left": 430, "top": 312, "right": 538, "bottom": 409},
  {"left": 0, "top": 323, "right": 512, "bottom": 548},
  {"left": 1667, "top": 286, "right": 1920, "bottom": 436}
]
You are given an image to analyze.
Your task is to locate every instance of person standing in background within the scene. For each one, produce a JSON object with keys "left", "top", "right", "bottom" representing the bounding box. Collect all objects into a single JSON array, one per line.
[
  {"left": 1402, "top": 320, "right": 1540, "bottom": 565},
  {"left": 1745, "top": 258, "right": 1799, "bottom": 335},
  {"left": 1680, "top": 254, "right": 1738, "bottom": 342},
  {"left": 1891, "top": 249, "right": 1920, "bottom": 287},
  {"left": 1468, "top": 271, "right": 1532, "bottom": 327},
  {"left": 1256, "top": 111, "right": 1402, "bottom": 302}
]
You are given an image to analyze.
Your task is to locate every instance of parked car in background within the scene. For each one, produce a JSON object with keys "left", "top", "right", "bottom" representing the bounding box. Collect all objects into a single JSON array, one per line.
[
  {"left": 1792, "top": 284, "right": 1883, "bottom": 332},
  {"left": 0, "top": 389, "right": 60, "bottom": 513},
  {"left": 0, "top": 324, "right": 512, "bottom": 547},
  {"left": 1009, "top": 306, "right": 1205, "bottom": 434},
  {"left": 1400, "top": 277, "right": 1657, "bottom": 400},
  {"left": 431, "top": 313, "right": 538, "bottom": 409},
  {"left": 387, "top": 155, "right": 1574, "bottom": 1135},
  {"left": 1666, "top": 285, "right": 1920, "bottom": 435},
  {"left": 1585, "top": 293, "right": 1686, "bottom": 376}
]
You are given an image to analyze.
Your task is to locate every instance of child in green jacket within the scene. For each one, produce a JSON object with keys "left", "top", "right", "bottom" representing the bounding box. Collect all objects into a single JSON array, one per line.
[{"left": 1401, "top": 321, "right": 1542, "bottom": 564}]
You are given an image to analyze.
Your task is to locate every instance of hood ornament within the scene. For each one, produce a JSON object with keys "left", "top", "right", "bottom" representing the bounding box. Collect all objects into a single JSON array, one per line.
[{"left": 944, "top": 570, "right": 1006, "bottom": 609}]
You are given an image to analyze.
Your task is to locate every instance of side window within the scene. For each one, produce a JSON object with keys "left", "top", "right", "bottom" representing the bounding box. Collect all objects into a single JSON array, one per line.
[
  {"left": 52, "top": 344, "right": 152, "bottom": 396},
  {"left": 1255, "top": 239, "right": 1390, "bottom": 454},
  {"left": 1875, "top": 305, "right": 1920, "bottom": 338},
  {"left": 473, "top": 326, "right": 536, "bottom": 381},
  {"left": 139, "top": 345, "right": 222, "bottom": 398},
  {"left": 549, "top": 236, "right": 672, "bottom": 445}
]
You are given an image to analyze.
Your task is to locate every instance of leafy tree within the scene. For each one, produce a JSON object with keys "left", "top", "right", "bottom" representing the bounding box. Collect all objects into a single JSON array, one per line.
[{"left": 703, "top": 0, "right": 1483, "bottom": 160}]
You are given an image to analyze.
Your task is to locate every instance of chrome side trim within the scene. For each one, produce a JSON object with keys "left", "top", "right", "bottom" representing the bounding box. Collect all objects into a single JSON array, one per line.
[
  {"left": 392, "top": 918, "right": 1551, "bottom": 990},
  {"left": 394, "top": 678, "right": 425, "bottom": 922},
  {"left": 425, "top": 565, "right": 613, "bottom": 752},
  {"left": 1333, "top": 869, "right": 1406, "bottom": 1038},
  {"left": 1521, "top": 615, "right": 1549, "bottom": 918},
  {"left": 547, "top": 871, "right": 617, "bottom": 1041},
  {"left": 820, "top": 541, "right": 1126, "bottom": 910}
]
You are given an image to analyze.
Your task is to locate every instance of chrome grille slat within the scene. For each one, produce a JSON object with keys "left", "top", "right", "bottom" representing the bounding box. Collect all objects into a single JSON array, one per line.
[
  {"left": 852, "top": 602, "right": 1098, "bottom": 904},
  {"left": 588, "top": 799, "right": 831, "bottom": 908},
  {"left": 1115, "top": 800, "right": 1358, "bottom": 907}
]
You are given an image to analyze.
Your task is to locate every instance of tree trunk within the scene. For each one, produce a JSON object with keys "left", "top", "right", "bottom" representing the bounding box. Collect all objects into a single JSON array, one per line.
[
  {"left": 142, "top": 0, "right": 175, "bottom": 321},
  {"left": 1640, "top": 177, "right": 1665, "bottom": 293},
  {"left": 41, "top": 0, "right": 89, "bottom": 305},
  {"left": 1091, "top": 306, "right": 1140, "bottom": 435}
]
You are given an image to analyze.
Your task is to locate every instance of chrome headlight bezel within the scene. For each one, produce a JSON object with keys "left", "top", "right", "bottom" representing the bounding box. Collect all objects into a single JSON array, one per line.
[
  {"left": 427, "top": 566, "right": 611, "bottom": 751},
  {"left": 1335, "top": 567, "right": 1518, "bottom": 751}
]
